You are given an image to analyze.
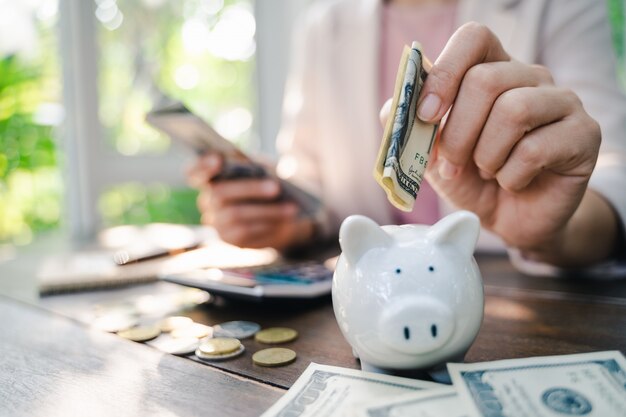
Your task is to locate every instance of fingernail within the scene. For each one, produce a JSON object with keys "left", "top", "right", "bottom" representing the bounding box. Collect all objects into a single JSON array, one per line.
[
  {"left": 262, "top": 181, "right": 279, "bottom": 195},
  {"left": 417, "top": 94, "right": 441, "bottom": 122},
  {"left": 438, "top": 158, "right": 459, "bottom": 180}
]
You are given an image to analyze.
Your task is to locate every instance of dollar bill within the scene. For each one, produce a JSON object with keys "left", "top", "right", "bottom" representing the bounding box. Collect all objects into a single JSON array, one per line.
[
  {"left": 260, "top": 363, "right": 443, "bottom": 417},
  {"left": 374, "top": 42, "right": 438, "bottom": 212},
  {"left": 448, "top": 350, "right": 626, "bottom": 417},
  {"left": 355, "top": 387, "right": 467, "bottom": 417}
]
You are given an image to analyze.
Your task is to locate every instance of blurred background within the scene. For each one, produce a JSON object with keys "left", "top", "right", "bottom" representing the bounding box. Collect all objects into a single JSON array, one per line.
[{"left": 0, "top": 0, "right": 624, "bottom": 253}]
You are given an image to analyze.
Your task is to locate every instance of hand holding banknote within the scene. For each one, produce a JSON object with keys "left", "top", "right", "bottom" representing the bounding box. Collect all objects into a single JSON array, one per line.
[{"left": 382, "top": 23, "right": 618, "bottom": 267}]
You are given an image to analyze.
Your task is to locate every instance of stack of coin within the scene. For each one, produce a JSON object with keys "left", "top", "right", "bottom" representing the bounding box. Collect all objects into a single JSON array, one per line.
[{"left": 195, "top": 337, "right": 245, "bottom": 361}]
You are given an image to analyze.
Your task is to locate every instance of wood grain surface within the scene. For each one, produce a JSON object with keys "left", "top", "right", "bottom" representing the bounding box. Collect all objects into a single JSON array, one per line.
[
  {"left": 5, "top": 254, "right": 626, "bottom": 416},
  {"left": 0, "top": 296, "right": 282, "bottom": 417}
]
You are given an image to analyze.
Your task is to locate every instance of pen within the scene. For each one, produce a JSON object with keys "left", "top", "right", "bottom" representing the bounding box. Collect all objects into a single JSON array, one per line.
[{"left": 113, "top": 243, "right": 201, "bottom": 266}]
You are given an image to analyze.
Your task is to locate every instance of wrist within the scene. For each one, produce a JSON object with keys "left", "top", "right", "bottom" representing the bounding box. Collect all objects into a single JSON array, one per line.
[{"left": 518, "top": 189, "right": 620, "bottom": 267}]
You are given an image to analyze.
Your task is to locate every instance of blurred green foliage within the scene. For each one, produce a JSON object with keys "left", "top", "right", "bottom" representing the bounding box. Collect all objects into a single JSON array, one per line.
[{"left": 0, "top": 37, "right": 62, "bottom": 245}]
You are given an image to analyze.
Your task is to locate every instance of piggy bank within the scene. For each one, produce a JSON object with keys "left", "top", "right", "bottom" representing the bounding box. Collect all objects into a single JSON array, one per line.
[{"left": 332, "top": 210, "right": 483, "bottom": 379}]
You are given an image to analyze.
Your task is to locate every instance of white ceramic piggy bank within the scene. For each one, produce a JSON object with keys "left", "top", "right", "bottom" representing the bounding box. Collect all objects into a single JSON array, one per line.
[{"left": 332, "top": 210, "right": 483, "bottom": 377}]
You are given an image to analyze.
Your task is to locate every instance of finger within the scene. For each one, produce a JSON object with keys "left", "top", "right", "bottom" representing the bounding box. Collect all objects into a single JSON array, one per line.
[
  {"left": 438, "top": 62, "right": 554, "bottom": 175},
  {"left": 211, "top": 178, "right": 281, "bottom": 204},
  {"left": 474, "top": 86, "right": 579, "bottom": 179},
  {"left": 495, "top": 115, "right": 600, "bottom": 192},
  {"left": 218, "top": 221, "right": 277, "bottom": 248},
  {"left": 379, "top": 98, "right": 392, "bottom": 127},
  {"left": 216, "top": 203, "right": 298, "bottom": 227},
  {"left": 417, "top": 22, "right": 510, "bottom": 123},
  {"left": 186, "top": 153, "right": 223, "bottom": 187}
]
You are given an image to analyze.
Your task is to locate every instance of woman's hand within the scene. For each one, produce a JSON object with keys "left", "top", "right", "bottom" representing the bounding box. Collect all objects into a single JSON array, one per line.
[
  {"left": 187, "top": 153, "right": 314, "bottom": 250},
  {"left": 409, "top": 23, "right": 616, "bottom": 266}
]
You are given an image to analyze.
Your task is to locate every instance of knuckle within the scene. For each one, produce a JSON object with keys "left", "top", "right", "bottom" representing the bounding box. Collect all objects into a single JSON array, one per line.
[
  {"left": 496, "top": 90, "right": 532, "bottom": 129},
  {"left": 515, "top": 139, "right": 544, "bottom": 168},
  {"left": 464, "top": 64, "right": 501, "bottom": 95},
  {"left": 473, "top": 150, "right": 496, "bottom": 175},
  {"left": 531, "top": 64, "right": 554, "bottom": 84},
  {"left": 460, "top": 22, "right": 493, "bottom": 43}
]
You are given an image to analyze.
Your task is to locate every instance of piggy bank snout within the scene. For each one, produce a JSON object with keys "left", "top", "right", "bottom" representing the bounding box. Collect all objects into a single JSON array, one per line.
[{"left": 377, "top": 297, "right": 455, "bottom": 355}]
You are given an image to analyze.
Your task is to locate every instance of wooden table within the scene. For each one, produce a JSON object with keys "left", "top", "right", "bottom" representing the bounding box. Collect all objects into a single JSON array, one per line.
[{"left": 1, "top": 253, "right": 625, "bottom": 416}]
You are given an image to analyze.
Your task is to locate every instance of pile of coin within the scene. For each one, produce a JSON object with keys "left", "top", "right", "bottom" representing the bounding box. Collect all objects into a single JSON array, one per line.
[{"left": 89, "top": 290, "right": 299, "bottom": 368}]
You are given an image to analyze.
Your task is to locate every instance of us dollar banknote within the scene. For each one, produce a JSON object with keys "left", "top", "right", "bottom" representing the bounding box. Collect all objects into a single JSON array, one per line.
[
  {"left": 260, "top": 363, "right": 443, "bottom": 417},
  {"left": 374, "top": 42, "right": 438, "bottom": 212},
  {"left": 448, "top": 350, "right": 626, "bottom": 417}
]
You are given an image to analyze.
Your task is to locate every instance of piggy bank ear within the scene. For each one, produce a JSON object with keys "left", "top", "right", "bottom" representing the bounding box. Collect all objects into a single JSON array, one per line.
[
  {"left": 428, "top": 210, "right": 480, "bottom": 258},
  {"left": 339, "top": 215, "right": 392, "bottom": 265}
]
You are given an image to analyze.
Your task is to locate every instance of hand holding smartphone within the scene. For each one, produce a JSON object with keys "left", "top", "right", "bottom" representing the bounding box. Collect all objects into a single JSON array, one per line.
[{"left": 146, "top": 97, "right": 322, "bottom": 219}]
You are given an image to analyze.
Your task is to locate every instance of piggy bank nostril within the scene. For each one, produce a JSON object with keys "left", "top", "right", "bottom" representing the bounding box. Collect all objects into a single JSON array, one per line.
[
  {"left": 431, "top": 324, "right": 437, "bottom": 338},
  {"left": 403, "top": 326, "right": 410, "bottom": 340}
]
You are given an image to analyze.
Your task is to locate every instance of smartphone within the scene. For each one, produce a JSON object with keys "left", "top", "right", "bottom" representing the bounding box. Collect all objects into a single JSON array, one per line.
[{"left": 146, "top": 98, "right": 322, "bottom": 218}]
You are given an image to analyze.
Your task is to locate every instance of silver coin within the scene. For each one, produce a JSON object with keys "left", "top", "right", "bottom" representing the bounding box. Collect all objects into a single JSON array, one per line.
[
  {"left": 213, "top": 321, "right": 261, "bottom": 339},
  {"left": 195, "top": 344, "right": 245, "bottom": 361},
  {"left": 148, "top": 335, "right": 199, "bottom": 355},
  {"left": 92, "top": 313, "right": 138, "bottom": 333}
]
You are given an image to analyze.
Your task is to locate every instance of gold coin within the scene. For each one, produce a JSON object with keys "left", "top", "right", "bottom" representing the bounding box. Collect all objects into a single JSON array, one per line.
[
  {"left": 170, "top": 323, "right": 213, "bottom": 339},
  {"left": 198, "top": 338, "right": 241, "bottom": 356},
  {"left": 254, "top": 327, "right": 298, "bottom": 344},
  {"left": 252, "top": 348, "right": 296, "bottom": 367},
  {"left": 159, "top": 316, "right": 193, "bottom": 333},
  {"left": 195, "top": 344, "right": 245, "bottom": 361},
  {"left": 117, "top": 325, "right": 161, "bottom": 342}
]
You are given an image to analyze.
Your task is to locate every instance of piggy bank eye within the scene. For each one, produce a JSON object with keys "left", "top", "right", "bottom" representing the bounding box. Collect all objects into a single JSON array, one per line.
[
  {"left": 428, "top": 266, "right": 435, "bottom": 272},
  {"left": 395, "top": 268, "right": 402, "bottom": 274},
  {"left": 431, "top": 324, "right": 438, "bottom": 338}
]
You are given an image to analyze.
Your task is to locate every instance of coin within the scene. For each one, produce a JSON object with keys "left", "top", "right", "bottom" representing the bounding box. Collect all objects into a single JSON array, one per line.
[
  {"left": 92, "top": 313, "right": 138, "bottom": 333},
  {"left": 198, "top": 337, "right": 241, "bottom": 355},
  {"left": 195, "top": 344, "right": 245, "bottom": 361},
  {"left": 255, "top": 327, "right": 298, "bottom": 344},
  {"left": 159, "top": 316, "right": 193, "bottom": 333},
  {"left": 170, "top": 323, "right": 213, "bottom": 339},
  {"left": 213, "top": 321, "right": 261, "bottom": 339},
  {"left": 148, "top": 335, "right": 199, "bottom": 355},
  {"left": 252, "top": 348, "right": 296, "bottom": 367},
  {"left": 117, "top": 325, "right": 161, "bottom": 342}
]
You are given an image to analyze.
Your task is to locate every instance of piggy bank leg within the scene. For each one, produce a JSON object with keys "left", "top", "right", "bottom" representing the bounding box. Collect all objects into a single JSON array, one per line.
[
  {"left": 427, "top": 354, "right": 466, "bottom": 384},
  {"left": 360, "top": 361, "right": 393, "bottom": 375}
]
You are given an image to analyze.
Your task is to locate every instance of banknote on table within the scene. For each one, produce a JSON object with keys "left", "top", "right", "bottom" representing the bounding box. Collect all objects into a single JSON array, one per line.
[
  {"left": 374, "top": 41, "right": 438, "bottom": 212},
  {"left": 448, "top": 350, "right": 626, "bottom": 417},
  {"left": 260, "top": 363, "right": 443, "bottom": 417},
  {"left": 355, "top": 387, "right": 467, "bottom": 417}
]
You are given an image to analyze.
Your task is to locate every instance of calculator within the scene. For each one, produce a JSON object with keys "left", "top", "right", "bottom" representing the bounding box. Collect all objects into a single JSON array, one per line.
[{"left": 160, "top": 260, "right": 335, "bottom": 300}]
